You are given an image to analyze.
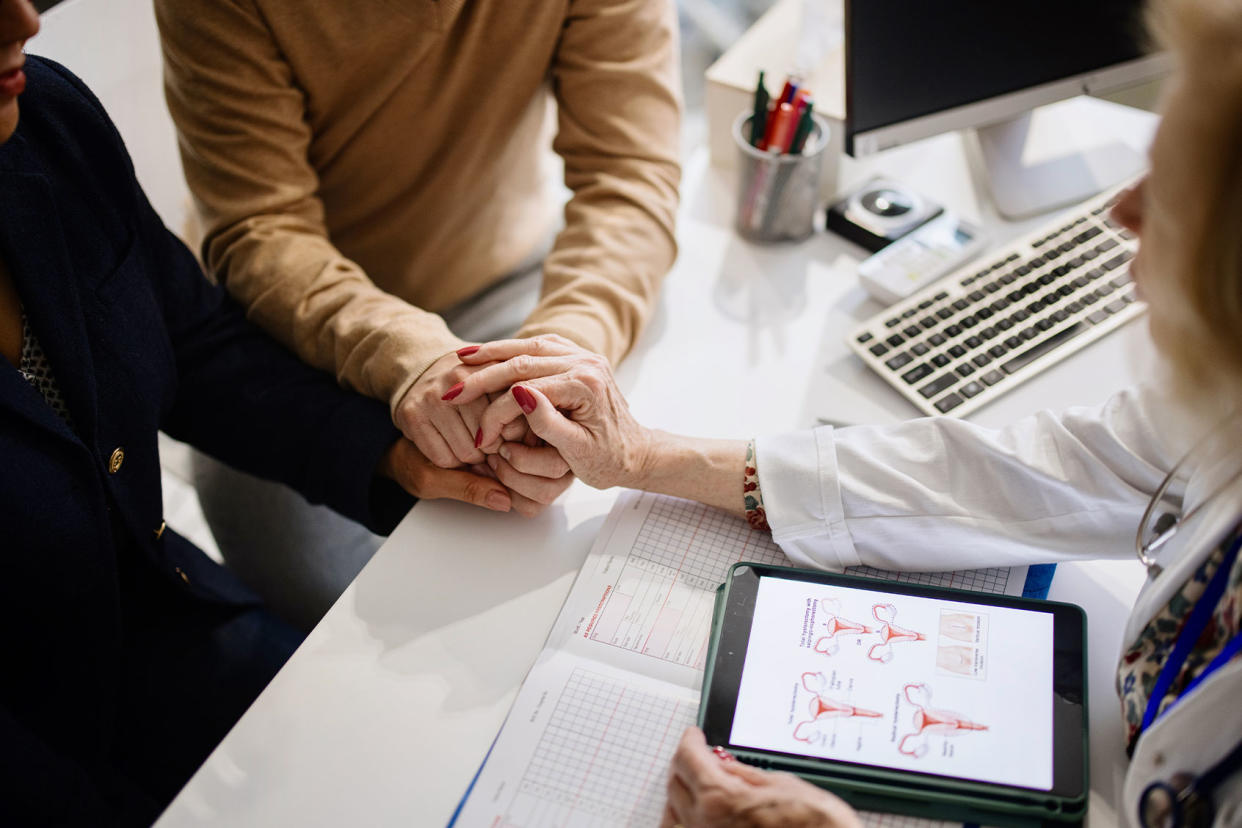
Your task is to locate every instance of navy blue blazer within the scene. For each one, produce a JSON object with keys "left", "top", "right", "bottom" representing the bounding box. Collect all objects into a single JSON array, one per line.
[{"left": 0, "top": 57, "right": 413, "bottom": 818}]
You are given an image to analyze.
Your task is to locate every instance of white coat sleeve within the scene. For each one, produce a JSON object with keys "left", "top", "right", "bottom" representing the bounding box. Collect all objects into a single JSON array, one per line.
[{"left": 755, "top": 385, "right": 1186, "bottom": 573}]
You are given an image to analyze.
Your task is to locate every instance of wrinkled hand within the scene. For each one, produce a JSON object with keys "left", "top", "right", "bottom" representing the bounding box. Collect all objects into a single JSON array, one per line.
[
  {"left": 662, "top": 728, "right": 862, "bottom": 828},
  {"left": 445, "top": 335, "right": 652, "bottom": 490},
  {"left": 378, "top": 438, "right": 512, "bottom": 512}
]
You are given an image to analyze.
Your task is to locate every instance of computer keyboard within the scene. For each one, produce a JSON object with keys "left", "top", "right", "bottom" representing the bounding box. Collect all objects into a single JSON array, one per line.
[{"left": 848, "top": 186, "right": 1142, "bottom": 418}]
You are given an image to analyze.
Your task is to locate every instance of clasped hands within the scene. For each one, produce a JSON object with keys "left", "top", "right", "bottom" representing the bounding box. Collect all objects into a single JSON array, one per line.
[
  {"left": 387, "top": 334, "right": 645, "bottom": 514},
  {"left": 390, "top": 342, "right": 863, "bottom": 826}
]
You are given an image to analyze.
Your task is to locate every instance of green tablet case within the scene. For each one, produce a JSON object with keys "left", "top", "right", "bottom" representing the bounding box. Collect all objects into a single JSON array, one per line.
[{"left": 698, "top": 563, "right": 1089, "bottom": 828}]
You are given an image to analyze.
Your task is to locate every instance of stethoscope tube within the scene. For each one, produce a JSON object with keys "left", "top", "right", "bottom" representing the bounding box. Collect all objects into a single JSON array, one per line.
[{"left": 1138, "top": 736, "right": 1242, "bottom": 828}]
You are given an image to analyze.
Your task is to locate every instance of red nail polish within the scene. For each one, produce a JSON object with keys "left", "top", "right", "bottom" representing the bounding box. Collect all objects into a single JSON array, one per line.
[
  {"left": 441, "top": 382, "right": 464, "bottom": 401},
  {"left": 456, "top": 345, "right": 481, "bottom": 358},
  {"left": 712, "top": 746, "right": 736, "bottom": 762},
  {"left": 474, "top": 428, "right": 483, "bottom": 448},
  {"left": 512, "top": 385, "right": 536, "bottom": 414}
]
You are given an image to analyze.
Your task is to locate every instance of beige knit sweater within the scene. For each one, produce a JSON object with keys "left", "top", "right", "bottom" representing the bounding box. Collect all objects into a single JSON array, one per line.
[{"left": 155, "top": 0, "right": 681, "bottom": 410}]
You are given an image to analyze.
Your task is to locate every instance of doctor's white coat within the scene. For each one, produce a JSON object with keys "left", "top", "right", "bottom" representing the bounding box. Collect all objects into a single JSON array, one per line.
[{"left": 756, "top": 385, "right": 1242, "bottom": 827}]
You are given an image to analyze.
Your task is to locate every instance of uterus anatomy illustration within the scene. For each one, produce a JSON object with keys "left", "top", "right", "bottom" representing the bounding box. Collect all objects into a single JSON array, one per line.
[
  {"left": 813, "top": 599, "right": 926, "bottom": 663},
  {"left": 793, "top": 672, "right": 883, "bottom": 745},
  {"left": 898, "top": 683, "right": 988, "bottom": 758}
]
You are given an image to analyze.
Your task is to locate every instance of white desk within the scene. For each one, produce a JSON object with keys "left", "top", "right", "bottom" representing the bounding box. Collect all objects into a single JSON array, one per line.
[
  {"left": 28, "top": 2, "right": 1156, "bottom": 821},
  {"left": 142, "top": 95, "right": 1156, "bottom": 826}
]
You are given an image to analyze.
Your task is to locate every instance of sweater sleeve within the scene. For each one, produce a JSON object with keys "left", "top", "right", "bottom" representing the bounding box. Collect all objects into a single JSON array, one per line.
[
  {"left": 755, "top": 386, "right": 1185, "bottom": 573},
  {"left": 516, "top": 0, "right": 682, "bottom": 364},
  {"left": 154, "top": 0, "right": 462, "bottom": 411}
]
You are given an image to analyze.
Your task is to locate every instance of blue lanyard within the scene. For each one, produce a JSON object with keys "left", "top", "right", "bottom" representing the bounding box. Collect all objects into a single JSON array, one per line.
[{"left": 1140, "top": 534, "right": 1242, "bottom": 732}]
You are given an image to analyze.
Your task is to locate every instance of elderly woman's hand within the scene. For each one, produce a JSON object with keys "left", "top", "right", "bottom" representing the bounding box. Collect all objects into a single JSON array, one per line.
[
  {"left": 662, "top": 728, "right": 863, "bottom": 828},
  {"left": 446, "top": 335, "right": 655, "bottom": 490}
]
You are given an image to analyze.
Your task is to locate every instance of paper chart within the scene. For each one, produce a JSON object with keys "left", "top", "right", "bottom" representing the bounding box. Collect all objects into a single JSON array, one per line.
[{"left": 453, "top": 492, "right": 1031, "bottom": 827}]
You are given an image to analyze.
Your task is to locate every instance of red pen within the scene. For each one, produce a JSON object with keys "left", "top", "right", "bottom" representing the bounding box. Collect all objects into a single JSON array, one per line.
[{"left": 762, "top": 102, "right": 799, "bottom": 153}]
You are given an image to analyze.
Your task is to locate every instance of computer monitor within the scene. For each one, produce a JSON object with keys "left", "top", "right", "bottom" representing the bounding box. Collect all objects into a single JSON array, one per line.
[{"left": 844, "top": 0, "right": 1170, "bottom": 218}]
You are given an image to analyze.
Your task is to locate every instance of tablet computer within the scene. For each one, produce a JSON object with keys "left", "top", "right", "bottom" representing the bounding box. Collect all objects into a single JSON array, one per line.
[{"left": 700, "top": 563, "right": 1087, "bottom": 826}]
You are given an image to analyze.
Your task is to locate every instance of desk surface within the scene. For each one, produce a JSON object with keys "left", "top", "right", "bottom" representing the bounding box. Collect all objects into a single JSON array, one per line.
[
  {"left": 153, "top": 108, "right": 1155, "bottom": 826},
  {"left": 26, "top": 3, "right": 1159, "bottom": 822}
]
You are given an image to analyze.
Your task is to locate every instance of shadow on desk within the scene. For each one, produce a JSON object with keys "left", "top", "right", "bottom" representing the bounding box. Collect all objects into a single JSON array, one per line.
[
  {"left": 797, "top": 280, "right": 913, "bottom": 429},
  {"left": 344, "top": 499, "right": 606, "bottom": 712}
]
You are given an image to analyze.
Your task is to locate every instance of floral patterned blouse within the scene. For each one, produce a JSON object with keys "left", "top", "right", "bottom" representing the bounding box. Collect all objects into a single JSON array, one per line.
[{"left": 1117, "top": 525, "right": 1242, "bottom": 754}]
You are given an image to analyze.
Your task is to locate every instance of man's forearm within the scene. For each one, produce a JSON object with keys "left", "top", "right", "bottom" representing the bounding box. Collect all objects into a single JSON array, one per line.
[{"left": 528, "top": 0, "right": 682, "bottom": 365}]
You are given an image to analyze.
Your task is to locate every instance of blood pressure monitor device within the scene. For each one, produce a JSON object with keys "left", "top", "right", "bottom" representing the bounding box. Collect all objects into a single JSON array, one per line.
[
  {"left": 700, "top": 563, "right": 1088, "bottom": 827},
  {"left": 857, "top": 212, "right": 989, "bottom": 305}
]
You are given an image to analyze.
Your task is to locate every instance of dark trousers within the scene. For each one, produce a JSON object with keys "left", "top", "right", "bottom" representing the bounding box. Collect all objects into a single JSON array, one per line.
[{"left": 108, "top": 559, "right": 304, "bottom": 825}]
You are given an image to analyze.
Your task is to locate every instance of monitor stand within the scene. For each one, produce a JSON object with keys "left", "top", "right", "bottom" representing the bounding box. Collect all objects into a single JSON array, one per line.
[{"left": 973, "top": 96, "right": 1152, "bottom": 220}]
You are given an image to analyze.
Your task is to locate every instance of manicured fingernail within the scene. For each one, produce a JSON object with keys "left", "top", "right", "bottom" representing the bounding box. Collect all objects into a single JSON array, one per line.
[
  {"left": 499, "top": 444, "right": 512, "bottom": 461},
  {"left": 512, "top": 385, "right": 536, "bottom": 414},
  {"left": 485, "top": 491, "right": 510, "bottom": 511},
  {"left": 441, "top": 382, "right": 464, "bottom": 401},
  {"left": 456, "top": 345, "right": 480, "bottom": 358},
  {"left": 712, "top": 746, "right": 736, "bottom": 762},
  {"left": 474, "top": 428, "right": 483, "bottom": 448}
]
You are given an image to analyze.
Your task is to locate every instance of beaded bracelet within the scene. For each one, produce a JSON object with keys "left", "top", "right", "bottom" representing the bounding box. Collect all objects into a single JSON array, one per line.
[{"left": 743, "top": 439, "right": 770, "bottom": 531}]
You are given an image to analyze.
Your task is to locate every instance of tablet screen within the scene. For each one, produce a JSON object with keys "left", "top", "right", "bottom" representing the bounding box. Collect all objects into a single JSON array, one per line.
[{"left": 727, "top": 574, "right": 1056, "bottom": 790}]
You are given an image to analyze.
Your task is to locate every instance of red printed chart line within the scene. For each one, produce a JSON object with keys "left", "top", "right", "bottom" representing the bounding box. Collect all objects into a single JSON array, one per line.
[
  {"left": 692, "top": 619, "right": 714, "bottom": 669},
  {"left": 588, "top": 497, "right": 788, "bottom": 668},
  {"left": 735, "top": 524, "right": 755, "bottom": 563},
  {"left": 622, "top": 700, "right": 684, "bottom": 828},
  {"left": 500, "top": 669, "right": 696, "bottom": 826},
  {"left": 690, "top": 524, "right": 754, "bottom": 667},
  {"left": 561, "top": 688, "right": 626, "bottom": 828},
  {"left": 639, "top": 506, "right": 709, "bottom": 654}
]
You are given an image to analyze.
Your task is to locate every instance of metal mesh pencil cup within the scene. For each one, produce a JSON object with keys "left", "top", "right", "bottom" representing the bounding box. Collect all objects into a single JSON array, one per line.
[{"left": 733, "top": 111, "right": 828, "bottom": 243}]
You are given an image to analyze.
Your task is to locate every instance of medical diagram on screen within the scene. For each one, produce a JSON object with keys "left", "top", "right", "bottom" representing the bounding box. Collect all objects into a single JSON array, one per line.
[{"left": 728, "top": 577, "right": 1055, "bottom": 791}]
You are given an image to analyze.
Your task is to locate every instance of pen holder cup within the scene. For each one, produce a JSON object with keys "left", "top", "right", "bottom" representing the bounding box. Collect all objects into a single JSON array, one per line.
[{"left": 733, "top": 111, "right": 829, "bottom": 243}]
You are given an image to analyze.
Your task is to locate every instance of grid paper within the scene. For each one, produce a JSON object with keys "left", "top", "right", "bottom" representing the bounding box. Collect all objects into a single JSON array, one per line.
[
  {"left": 846, "top": 564, "right": 1012, "bottom": 593},
  {"left": 462, "top": 494, "right": 1023, "bottom": 827},
  {"left": 587, "top": 496, "right": 1017, "bottom": 669},
  {"left": 496, "top": 668, "right": 957, "bottom": 828},
  {"left": 501, "top": 669, "right": 695, "bottom": 827},
  {"left": 587, "top": 498, "right": 789, "bottom": 667},
  {"left": 628, "top": 497, "right": 788, "bottom": 588},
  {"left": 587, "top": 497, "right": 1017, "bottom": 671},
  {"left": 630, "top": 495, "right": 1017, "bottom": 596}
]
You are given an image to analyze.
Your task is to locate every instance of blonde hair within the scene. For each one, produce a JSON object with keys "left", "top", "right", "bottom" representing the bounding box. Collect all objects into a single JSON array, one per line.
[{"left": 1146, "top": 0, "right": 1242, "bottom": 415}]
